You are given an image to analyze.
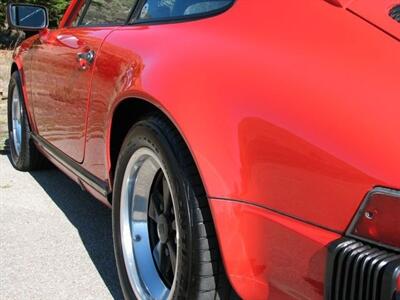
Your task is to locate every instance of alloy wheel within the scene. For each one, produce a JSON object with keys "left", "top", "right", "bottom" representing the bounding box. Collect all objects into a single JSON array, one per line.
[{"left": 120, "top": 147, "right": 179, "bottom": 300}]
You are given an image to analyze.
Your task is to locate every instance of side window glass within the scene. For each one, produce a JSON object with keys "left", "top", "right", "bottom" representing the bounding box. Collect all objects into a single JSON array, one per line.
[
  {"left": 81, "top": 0, "right": 138, "bottom": 26},
  {"left": 138, "top": 0, "right": 232, "bottom": 21}
]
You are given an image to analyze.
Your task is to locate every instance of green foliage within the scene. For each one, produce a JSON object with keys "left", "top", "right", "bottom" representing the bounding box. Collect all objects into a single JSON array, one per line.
[{"left": 0, "top": 0, "right": 71, "bottom": 29}]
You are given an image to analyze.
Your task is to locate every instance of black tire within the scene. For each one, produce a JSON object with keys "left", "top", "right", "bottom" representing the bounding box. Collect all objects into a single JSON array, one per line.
[
  {"left": 8, "top": 71, "right": 47, "bottom": 171},
  {"left": 112, "top": 113, "right": 239, "bottom": 300}
]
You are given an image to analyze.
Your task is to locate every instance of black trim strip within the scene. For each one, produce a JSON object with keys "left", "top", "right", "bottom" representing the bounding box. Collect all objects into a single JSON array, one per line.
[
  {"left": 126, "top": 0, "right": 143, "bottom": 25},
  {"left": 77, "top": 0, "right": 92, "bottom": 27},
  {"left": 31, "top": 133, "right": 110, "bottom": 197},
  {"left": 73, "top": 0, "right": 235, "bottom": 28},
  {"left": 128, "top": 0, "right": 235, "bottom": 26},
  {"left": 63, "top": 0, "right": 88, "bottom": 28},
  {"left": 210, "top": 196, "right": 342, "bottom": 234}
]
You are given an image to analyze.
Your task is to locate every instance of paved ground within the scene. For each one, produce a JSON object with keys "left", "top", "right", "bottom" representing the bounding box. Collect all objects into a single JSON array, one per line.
[
  {"left": 0, "top": 97, "right": 7, "bottom": 153},
  {"left": 0, "top": 50, "right": 12, "bottom": 152},
  {"left": 0, "top": 51, "right": 12, "bottom": 98},
  {"left": 0, "top": 154, "right": 123, "bottom": 300}
]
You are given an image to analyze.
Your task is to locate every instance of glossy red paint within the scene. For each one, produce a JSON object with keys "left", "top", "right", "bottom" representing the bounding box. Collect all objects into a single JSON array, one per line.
[
  {"left": 209, "top": 198, "right": 340, "bottom": 299},
  {"left": 82, "top": 0, "right": 400, "bottom": 233},
  {"left": 29, "top": 28, "right": 114, "bottom": 162},
  {"left": 322, "top": 0, "right": 354, "bottom": 8},
  {"left": 59, "top": 0, "right": 82, "bottom": 28},
  {"left": 347, "top": 0, "right": 400, "bottom": 40},
  {"left": 12, "top": 0, "right": 400, "bottom": 297}
]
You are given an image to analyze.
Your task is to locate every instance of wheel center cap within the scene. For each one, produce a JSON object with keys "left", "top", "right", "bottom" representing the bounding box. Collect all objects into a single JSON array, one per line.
[{"left": 157, "top": 214, "right": 169, "bottom": 243}]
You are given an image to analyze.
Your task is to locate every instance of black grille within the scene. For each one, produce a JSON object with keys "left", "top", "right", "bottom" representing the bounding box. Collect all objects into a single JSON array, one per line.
[
  {"left": 325, "top": 238, "right": 400, "bottom": 300},
  {"left": 389, "top": 5, "right": 400, "bottom": 22}
]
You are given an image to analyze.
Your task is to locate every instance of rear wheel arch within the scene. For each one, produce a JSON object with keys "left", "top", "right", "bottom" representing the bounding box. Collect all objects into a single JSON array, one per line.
[
  {"left": 108, "top": 98, "right": 207, "bottom": 196},
  {"left": 111, "top": 112, "right": 239, "bottom": 299}
]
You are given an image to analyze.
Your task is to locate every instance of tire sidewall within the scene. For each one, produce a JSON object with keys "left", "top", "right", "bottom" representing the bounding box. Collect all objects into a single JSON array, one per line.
[
  {"left": 112, "top": 122, "right": 194, "bottom": 300},
  {"left": 7, "top": 71, "right": 30, "bottom": 169}
]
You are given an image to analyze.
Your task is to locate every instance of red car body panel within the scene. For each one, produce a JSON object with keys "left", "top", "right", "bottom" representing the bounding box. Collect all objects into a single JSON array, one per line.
[
  {"left": 81, "top": 0, "right": 400, "bottom": 232},
  {"left": 210, "top": 198, "right": 340, "bottom": 300},
  {"left": 29, "top": 28, "right": 113, "bottom": 162},
  {"left": 348, "top": 0, "right": 400, "bottom": 39},
  {"left": 12, "top": 0, "right": 400, "bottom": 298}
]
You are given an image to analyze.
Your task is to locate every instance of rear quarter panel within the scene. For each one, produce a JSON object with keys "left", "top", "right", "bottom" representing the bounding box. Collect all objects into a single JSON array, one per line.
[{"left": 84, "top": 0, "right": 400, "bottom": 233}]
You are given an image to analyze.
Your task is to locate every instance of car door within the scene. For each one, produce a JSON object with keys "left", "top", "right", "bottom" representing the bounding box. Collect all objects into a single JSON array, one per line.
[{"left": 30, "top": 0, "right": 138, "bottom": 163}]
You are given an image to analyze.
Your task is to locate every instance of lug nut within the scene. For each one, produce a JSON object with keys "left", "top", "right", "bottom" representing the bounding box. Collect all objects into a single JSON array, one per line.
[{"left": 364, "top": 211, "right": 374, "bottom": 220}]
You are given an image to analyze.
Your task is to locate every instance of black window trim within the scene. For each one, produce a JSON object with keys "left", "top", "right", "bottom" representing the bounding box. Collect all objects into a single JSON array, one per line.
[
  {"left": 69, "top": 0, "right": 141, "bottom": 28},
  {"left": 77, "top": 0, "right": 91, "bottom": 26},
  {"left": 63, "top": 0, "right": 89, "bottom": 28},
  {"left": 65, "top": 0, "right": 235, "bottom": 29},
  {"left": 128, "top": 0, "right": 235, "bottom": 26}
]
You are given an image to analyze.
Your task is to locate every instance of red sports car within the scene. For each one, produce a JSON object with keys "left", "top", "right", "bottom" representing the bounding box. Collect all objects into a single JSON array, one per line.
[{"left": 6, "top": 0, "right": 400, "bottom": 299}]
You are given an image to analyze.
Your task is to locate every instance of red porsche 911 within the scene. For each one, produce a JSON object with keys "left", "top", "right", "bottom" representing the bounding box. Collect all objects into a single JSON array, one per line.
[{"left": 6, "top": 0, "right": 400, "bottom": 299}]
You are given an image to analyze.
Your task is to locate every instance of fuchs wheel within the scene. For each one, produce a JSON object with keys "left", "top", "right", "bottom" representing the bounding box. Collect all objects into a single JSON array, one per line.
[
  {"left": 7, "top": 71, "right": 47, "bottom": 171},
  {"left": 119, "top": 147, "right": 179, "bottom": 299},
  {"left": 112, "top": 114, "right": 238, "bottom": 300}
]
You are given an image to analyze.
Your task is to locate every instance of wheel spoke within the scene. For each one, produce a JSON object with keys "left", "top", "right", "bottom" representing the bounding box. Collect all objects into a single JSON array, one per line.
[
  {"left": 155, "top": 191, "right": 165, "bottom": 211},
  {"left": 162, "top": 176, "right": 171, "bottom": 214},
  {"left": 167, "top": 241, "right": 177, "bottom": 274},
  {"left": 154, "top": 241, "right": 169, "bottom": 274},
  {"left": 153, "top": 240, "right": 171, "bottom": 275},
  {"left": 171, "top": 220, "right": 176, "bottom": 231},
  {"left": 148, "top": 198, "right": 159, "bottom": 222},
  {"left": 153, "top": 241, "right": 163, "bottom": 266}
]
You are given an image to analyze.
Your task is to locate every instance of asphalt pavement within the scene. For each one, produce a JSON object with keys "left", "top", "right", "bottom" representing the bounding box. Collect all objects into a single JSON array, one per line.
[{"left": 0, "top": 154, "right": 123, "bottom": 300}]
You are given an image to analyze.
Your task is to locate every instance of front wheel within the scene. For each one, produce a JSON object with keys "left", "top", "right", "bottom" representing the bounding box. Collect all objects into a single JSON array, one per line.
[
  {"left": 7, "top": 71, "right": 46, "bottom": 171},
  {"left": 112, "top": 114, "right": 237, "bottom": 300}
]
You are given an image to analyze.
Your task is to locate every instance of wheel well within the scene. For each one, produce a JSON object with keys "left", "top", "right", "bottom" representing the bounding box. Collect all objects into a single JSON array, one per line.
[
  {"left": 11, "top": 63, "right": 18, "bottom": 75},
  {"left": 109, "top": 99, "right": 180, "bottom": 184}
]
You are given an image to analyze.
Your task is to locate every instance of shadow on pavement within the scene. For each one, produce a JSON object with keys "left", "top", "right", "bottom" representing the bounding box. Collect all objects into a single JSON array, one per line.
[{"left": 28, "top": 167, "right": 124, "bottom": 300}]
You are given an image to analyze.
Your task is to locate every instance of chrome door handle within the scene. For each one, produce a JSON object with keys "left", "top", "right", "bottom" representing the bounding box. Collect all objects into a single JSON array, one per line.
[{"left": 77, "top": 49, "right": 95, "bottom": 70}]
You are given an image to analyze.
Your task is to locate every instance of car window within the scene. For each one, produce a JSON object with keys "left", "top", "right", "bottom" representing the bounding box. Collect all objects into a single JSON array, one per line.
[
  {"left": 70, "top": 1, "right": 88, "bottom": 27},
  {"left": 80, "top": 0, "right": 138, "bottom": 26},
  {"left": 137, "top": 0, "right": 233, "bottom": 21}
]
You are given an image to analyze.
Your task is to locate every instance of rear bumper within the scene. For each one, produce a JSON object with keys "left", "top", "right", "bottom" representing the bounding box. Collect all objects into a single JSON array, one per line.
[{"left": 209, "top": 198, "right": 340, "bottom": 300}]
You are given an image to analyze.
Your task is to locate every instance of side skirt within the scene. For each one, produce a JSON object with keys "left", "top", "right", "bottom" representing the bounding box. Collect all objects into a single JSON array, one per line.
[{"left": 31, "top": 133, "right": 111, "bottom": 198}]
